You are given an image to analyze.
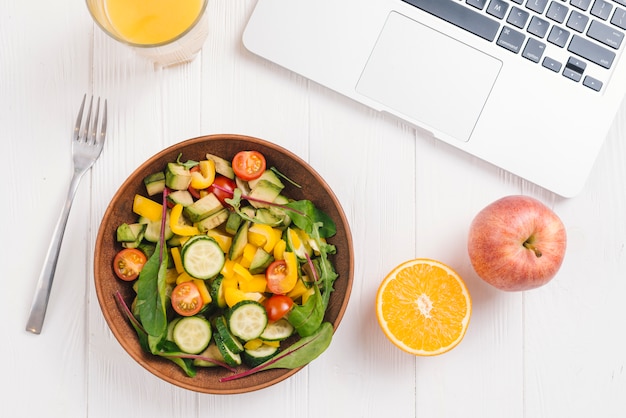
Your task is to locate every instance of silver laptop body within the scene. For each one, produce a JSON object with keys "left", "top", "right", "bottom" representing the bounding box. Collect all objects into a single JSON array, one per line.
[{"left": 243, "top": 0, "right": 626, "bottom": 197}]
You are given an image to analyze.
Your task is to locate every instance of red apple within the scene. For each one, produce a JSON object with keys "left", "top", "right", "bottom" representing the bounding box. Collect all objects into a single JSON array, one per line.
[{"left": 467, "top": 195, "right": 566, "bottom": 291}]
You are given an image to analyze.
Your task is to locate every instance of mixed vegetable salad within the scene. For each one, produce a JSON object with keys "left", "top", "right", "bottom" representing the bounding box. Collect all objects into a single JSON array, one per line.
[{"left": 112, "top": 149, "right": 339, "bottom": 380}]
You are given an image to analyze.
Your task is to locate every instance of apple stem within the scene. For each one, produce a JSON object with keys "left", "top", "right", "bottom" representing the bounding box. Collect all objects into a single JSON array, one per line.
[{"left": 523, "top": 241, "right": 542, "bottom": 257}]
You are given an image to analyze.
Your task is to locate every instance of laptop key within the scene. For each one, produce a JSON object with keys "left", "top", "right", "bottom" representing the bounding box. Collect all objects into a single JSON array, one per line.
[
  {"left": 507, "top": 7, "right": 530, "bottom": 28},
  {"left": 522, "top": 37, "right": 547, "bottom": 62},
  {"left": 528, "top": 15, "right": 550, "bottom": 38},
  {"left": 526, "top": 0, "right": 549, "bottom": 14},
  {"left": 612, "top": 7, "right": 626, "bottom": 30},
  {"left": 546, "top": 1, "right": 569, "bottom": 23},
  {"left": 570, "top": 0, "right": 592, "bottom": 11},
  {"left": 587, "top": 19, "right": 624, "bottom": 48},
  {"left": 497, "top": 26, "right": 526, "bottom": 52},
  {"left": 590, "top": 0, "right": 612, "bottom": 20},
  {"left": 583, "top": 75, "right": 603, "bottom": 91},
  {"left": 487, "top": 0, "right": 509, "bottom": 19},
  {"left": 548, "top": 25, "right": 571, "bottom": 47},
  {"left": 568, "top": 34, "right": 616, "bottom": 67},
  {"left": 542, "top": 56, "right": 563, "bottom": 71},
  {"left": 563, "top": 56, "right": 587, "bottom": 82},
  {"left": 401, "top": 0, "right": 501, "bottom": 41},
  {"left": 566, "top": 10, "right": 590, "bottom": 32},
  {"left": 466, "top": 0, "right": 488, "bottom": 10}
]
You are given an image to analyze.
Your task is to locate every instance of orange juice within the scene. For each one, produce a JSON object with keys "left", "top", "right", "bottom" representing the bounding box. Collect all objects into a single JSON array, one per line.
[{"left": 105, "top": 0, "right": 204, "bottom": 45}]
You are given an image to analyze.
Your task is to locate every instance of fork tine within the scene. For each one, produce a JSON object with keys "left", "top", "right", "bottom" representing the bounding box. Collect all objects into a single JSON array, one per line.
[
  {"left": 101, "top": 99, "right": 108, "bottom": 142},
  {"left": 73, "top": 94, "right": 87, "bottom": 142},
  {"left": 90, "top": 97, "right": 101, "bottom": 145},
  {"left": 82, "top": 96, "right": 94, "bottom": 143}
]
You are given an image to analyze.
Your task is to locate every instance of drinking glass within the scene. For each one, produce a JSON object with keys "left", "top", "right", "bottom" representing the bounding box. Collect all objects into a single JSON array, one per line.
[{"left": 86, "top": 0, "right": 209, "bottom": 67}]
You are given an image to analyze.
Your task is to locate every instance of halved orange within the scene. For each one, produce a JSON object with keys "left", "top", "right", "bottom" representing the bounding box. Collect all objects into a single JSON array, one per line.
[{"left": 375, "top": 258, "right": 472, "bottom": 356}]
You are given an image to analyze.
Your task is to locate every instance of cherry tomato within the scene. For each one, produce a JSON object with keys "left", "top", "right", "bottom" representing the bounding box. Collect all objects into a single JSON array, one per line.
[
  {"left": 113, "top": 248, "right": 147, "bottom": 281},
  {"left": 265, "top": 259, "right": 298, "bottom": 294},
  {"left": 171, "top": 281, "right": 203, "bottom": 316},
  {"left": 265, "top": 294, "right": 294, "bottom": 321},
  {"left": 232, "top": 151, "right": 266, "bottom": 181},
  {"left": 208, "top": 175, "right": 237, "bottom": 206}
]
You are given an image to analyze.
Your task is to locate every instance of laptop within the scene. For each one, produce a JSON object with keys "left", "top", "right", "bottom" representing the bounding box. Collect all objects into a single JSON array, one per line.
[{"left": 242, "top": 0, "right": 626, "bottom": 197}]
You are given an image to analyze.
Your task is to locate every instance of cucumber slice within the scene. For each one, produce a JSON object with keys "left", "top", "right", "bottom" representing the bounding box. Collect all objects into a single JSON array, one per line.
[
  {"left": 181, "top": 235, "right": 225, "bottom": 279},
  {"left": 172, "top": 316, "right": 212, "bottom": 354},
  {"left": 260, "top": 318, "right": 294, "bottom": 341},
  {"left": 227, "top": 300, "right": 268, "bottom": 341},
  {"left": 117, "top": 223, "right": 146, "bottom": 249},
  {"left": 210, "top": 276, "right": 227, "bottom": 309},
  {"left": 165, "top": 162, "right": 192, "bottom": 190},
  {"left": 196, "top": 208, "right": 229, "bottom": 233},
  {"left": 228, "top": 220, "right": 250, "bottom": 261},
  {"left": 139, "top": 213, "right": 174, "bottom": 243},
  {"left": 242, "top": 344, "right": 279, "bottom": 368},
  {"left": 183, "top": 193, "right": 223, "bottom": 223},
  {"left": 214, "top": 332, "right": 242, "bottom": 367},
  {"left": 143, "top": 171, "right": 166, "bottom": 196},
  {"left": 206, "top": 153, "right": 235, "bottom": 179},
  {"left": 166, "top": 317, "right": 182, "bottom": 341},
  {"left": 193, "top": 342, "right": 225, "bottom": 367},
  {"left": 167, "top": 190, "right": 195, "bottom": 207},
  {"left": 215, "top": 315, "right": 244, "bottom": 354},
  {"left": 248, "top": 247, "right": 274, "bottom": 275},
  {"left": 225, "top": 211, "right": 243, "bottom": 235},
  {"left": 284, "top": 227, "right": 312, "bottom": 260}
]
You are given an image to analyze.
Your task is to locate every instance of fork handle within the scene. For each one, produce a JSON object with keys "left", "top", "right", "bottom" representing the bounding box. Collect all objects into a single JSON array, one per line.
[{"left": 25, "top": 169, "right": 86, "bottom": 334}]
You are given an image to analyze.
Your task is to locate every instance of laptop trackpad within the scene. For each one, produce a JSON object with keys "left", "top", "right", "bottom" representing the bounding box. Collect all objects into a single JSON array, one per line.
[{"left": 356, "top": 12, "right": 502, "bottom": 142}]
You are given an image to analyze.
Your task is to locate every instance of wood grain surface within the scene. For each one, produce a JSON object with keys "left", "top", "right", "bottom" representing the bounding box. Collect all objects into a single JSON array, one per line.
[{"left": 3, "top": 1, "right": 626, "bottom": 417}]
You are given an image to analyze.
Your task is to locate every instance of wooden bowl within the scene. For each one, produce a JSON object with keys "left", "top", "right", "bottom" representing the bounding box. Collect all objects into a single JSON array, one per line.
[{"left": 94, "top": 134, "right": 353, "bottom": 394}]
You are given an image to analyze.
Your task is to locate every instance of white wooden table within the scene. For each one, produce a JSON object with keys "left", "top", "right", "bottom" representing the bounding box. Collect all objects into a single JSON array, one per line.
[{"left": 3, "top": 1, "right": 626, "bottom": 417}]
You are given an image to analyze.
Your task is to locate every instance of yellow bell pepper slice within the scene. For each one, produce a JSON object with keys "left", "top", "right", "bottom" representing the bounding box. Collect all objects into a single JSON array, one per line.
[
  {"left": 190, "top": 160, "right": 216, "bottom": 189},
  {"left": 240, "top": 243, "right": 258, "bottom": 268},
  {"left": 132, "top": 194, "right": 163, "bottom": 222},
  {"left": 224, "top": 287, "right": 250, "bottom": 308},
  {"left": 176, "top": 271, "right": 195, "bottom": 285},
  {"left": 206, "top": 230, "right": 232, "bottom": 253},
  {"left": 221, "top": 275, "right": 238, "bottom": 290},
  {"left": 248, "top": 224, "right": 281, "bottom": 253},
  {"left": 169, "top": 203, "right": 200, "bottom": 236},
  {"left": 170, "top": 247, "right": 184, "bottom": 274},
  {"left": 221, "top": 259, "right": 236, "bottom": 280},
  {"left": 193, "top": 279, "right": 212, "bottom": 305},
  {"left": 239, "top": 275, "right": 267, "bottom": 293},
  {"left": 244, "top": 339, "right": 264, "bottom": 350},
  {"left": 287, "top": 278, "right": 309, "bottom": 300},
  {"left": 273, "top": 239, "right": 287, "bottom": 260},
  {"left": 296, "top": 229, "right": 314, "bottom": 255},
  {"left": 233, "top": 262, "right": 254, "bottom": 282},
  {"left": 301, "top": 286, "right": 316, "bottom": 305}
]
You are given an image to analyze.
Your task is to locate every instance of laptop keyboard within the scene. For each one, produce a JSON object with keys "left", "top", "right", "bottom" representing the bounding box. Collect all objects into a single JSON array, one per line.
[{"left": 401, "top": 0, "right": 626, "bottom": 91}]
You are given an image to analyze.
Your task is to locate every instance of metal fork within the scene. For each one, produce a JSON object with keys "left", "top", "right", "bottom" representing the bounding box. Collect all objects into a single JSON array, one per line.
[{"left": 26, "top": 94, "right": 108, "bottom": 334}]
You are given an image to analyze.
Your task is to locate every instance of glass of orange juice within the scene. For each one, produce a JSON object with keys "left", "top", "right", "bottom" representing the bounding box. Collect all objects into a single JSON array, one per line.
[{"left": 86, "top": 0, "right": 209, "bottom": 67}]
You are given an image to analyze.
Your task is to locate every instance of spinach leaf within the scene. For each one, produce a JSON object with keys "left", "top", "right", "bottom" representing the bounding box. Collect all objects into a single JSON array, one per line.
[
  {"left": 285, "top": 200, "right": 336, "bottom": 238},
  {"left": 136, "top": 242, "right": 169, "bottom": 338},
  {"left": 287, "top": 285, "right": 324, "bottom": 337},
  {"left": 219, "top": 322, "right": 334, "bottom": 382},
  {"left": 175, "top": 153, "right": 199, "bottom": 170},
  {"left": 155, "top": 339, "right": 197, "bottom": 377}
]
